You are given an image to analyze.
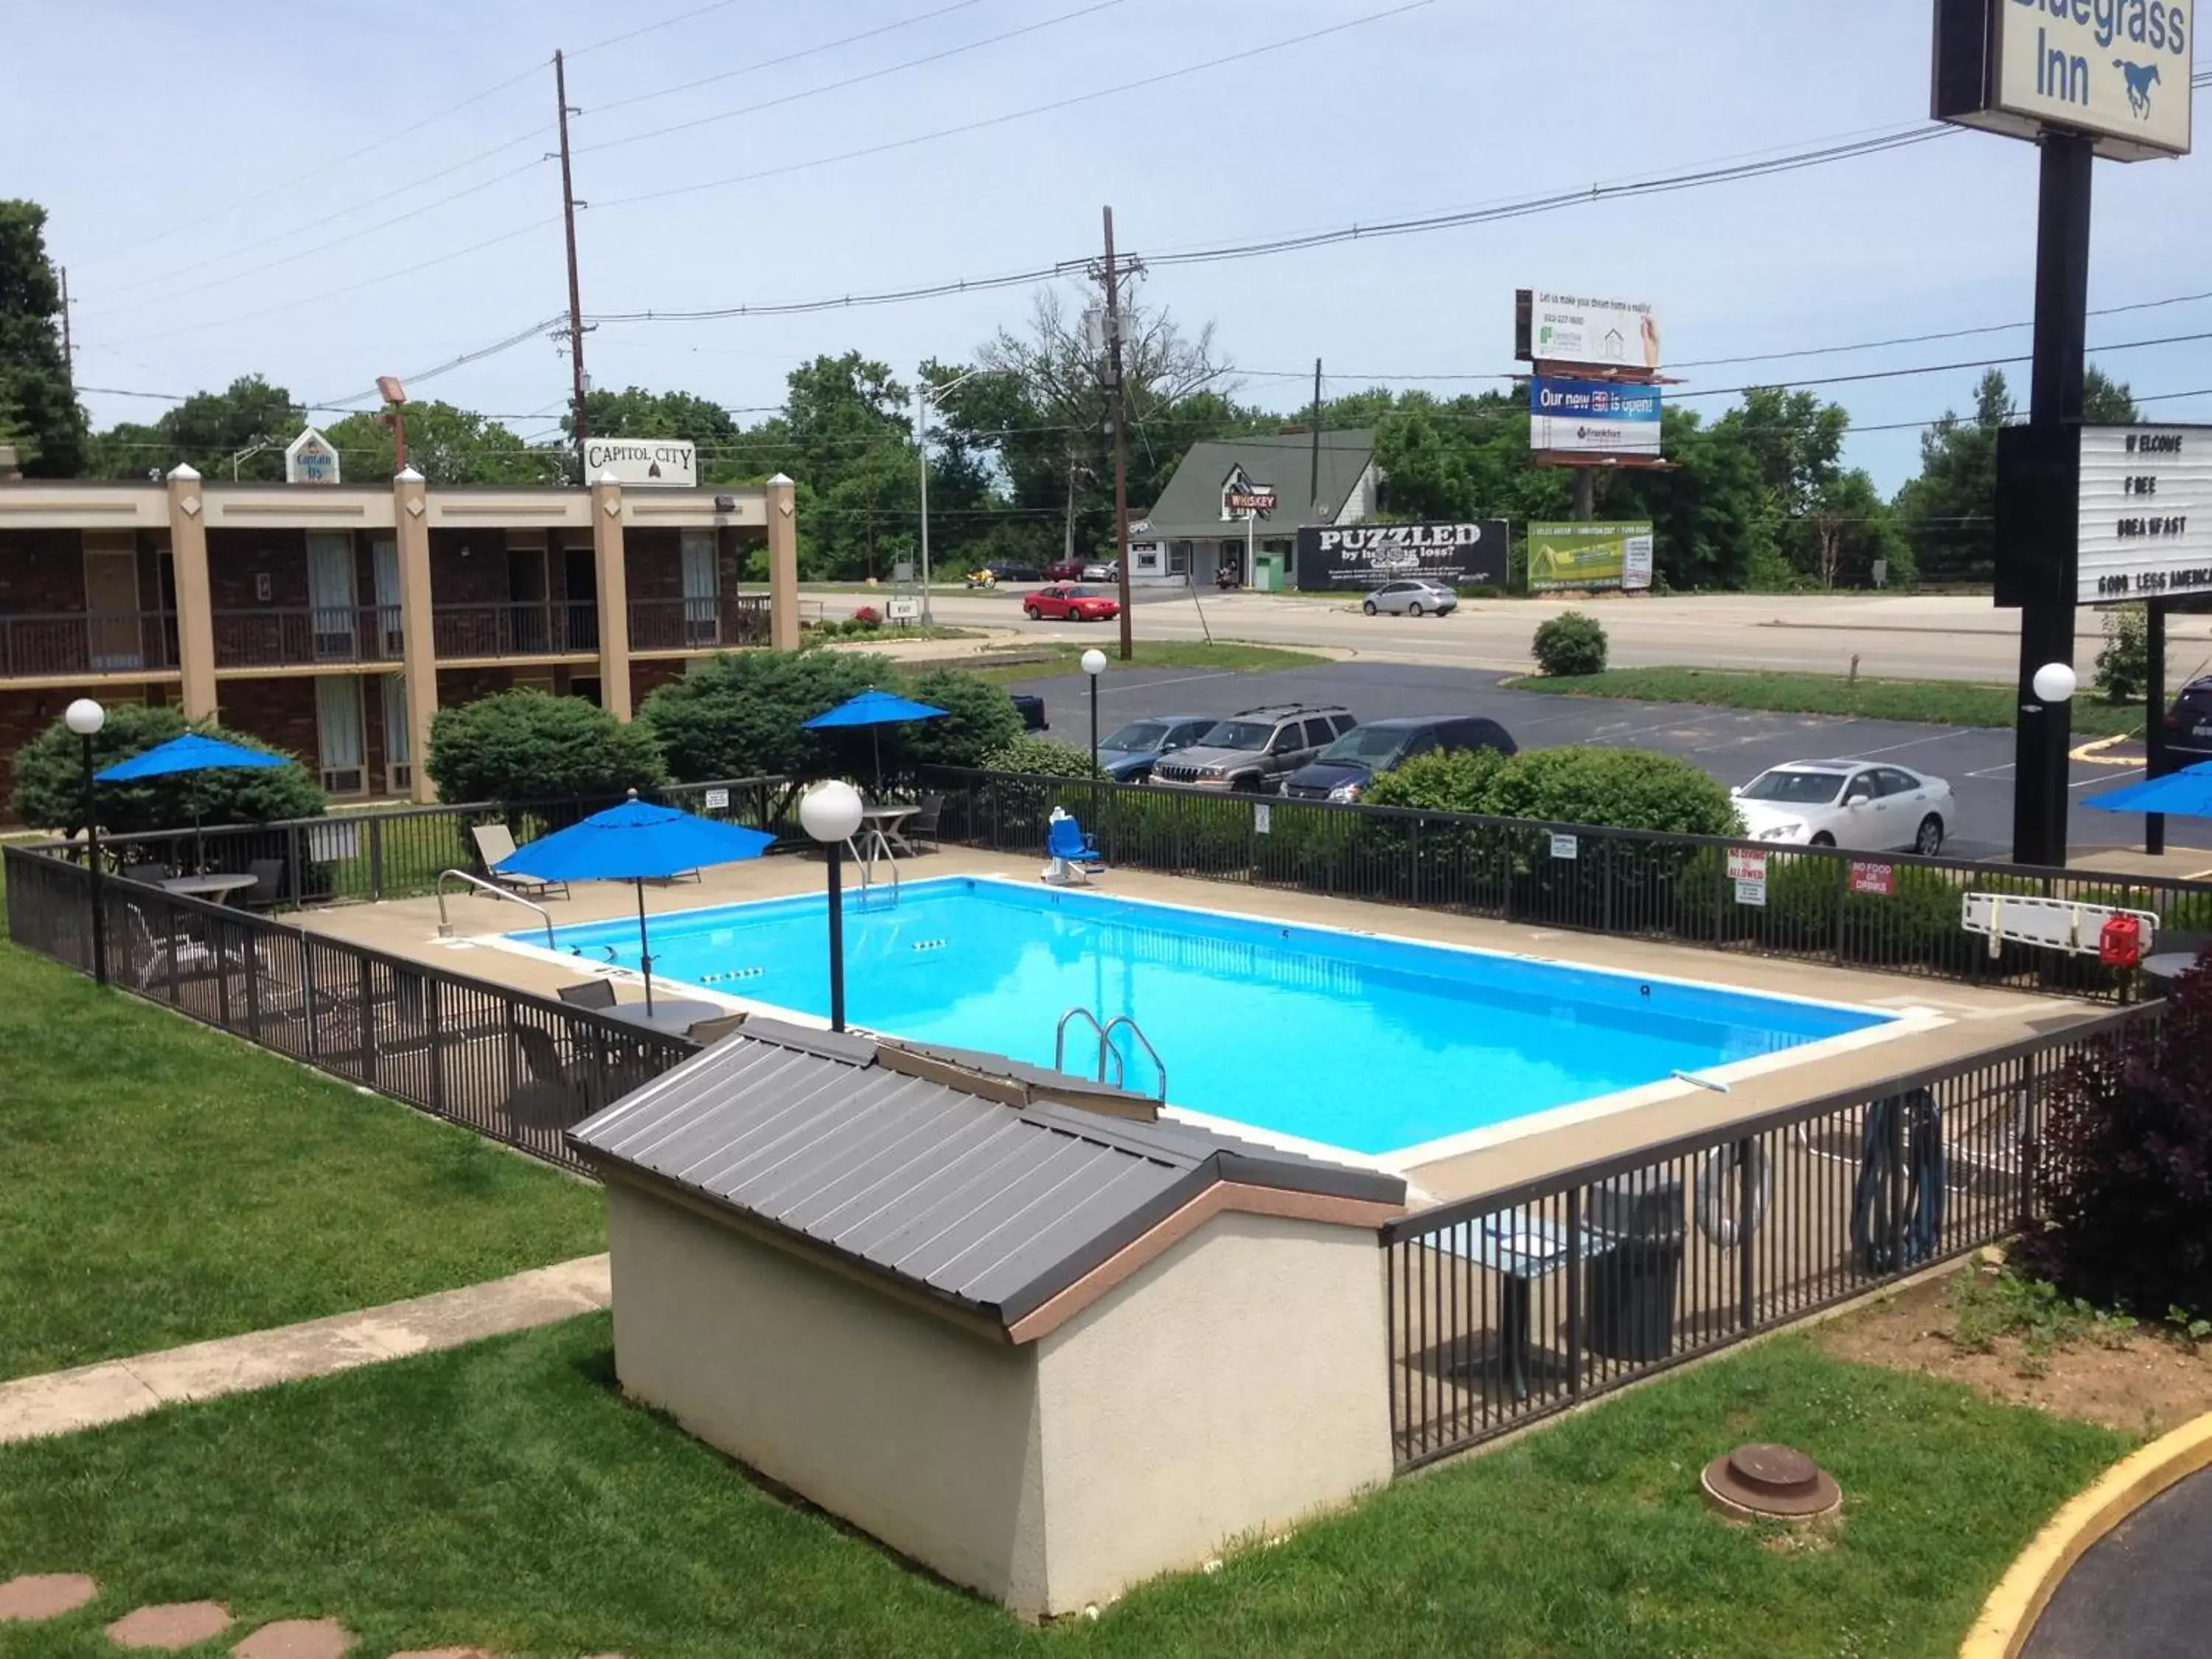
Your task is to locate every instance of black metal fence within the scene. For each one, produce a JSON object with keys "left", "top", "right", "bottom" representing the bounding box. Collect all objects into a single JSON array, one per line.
[
  {"left": 3, "top": 844, "right": 695, "bottom": 1177},
  {"left": 925, "top": 768, "right": 2212, "bottom": 1003},
  {"left": 68, "top": 776, "right": 791, "bottom": 910},
  {"left": 1381, "top": 1004, "right": 2157, "bottom": 1470}
]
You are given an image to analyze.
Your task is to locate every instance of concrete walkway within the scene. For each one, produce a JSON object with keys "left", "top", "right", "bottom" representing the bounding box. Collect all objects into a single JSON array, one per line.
[
  {"left": 0, "top": 1256, "right": 610, "bottom": 1446},
  {"left": 2021, "top": 1470, "right": 2212, "bottom": 1659}
]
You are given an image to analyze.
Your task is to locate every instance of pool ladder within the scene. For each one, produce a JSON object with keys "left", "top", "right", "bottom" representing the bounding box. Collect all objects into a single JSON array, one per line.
[
  {"left": 851, "top": 828, "right": 900, "bottom": 911},
  {"left": 1054, "top": 1007, "right": 1167, "bottom": 1102}
]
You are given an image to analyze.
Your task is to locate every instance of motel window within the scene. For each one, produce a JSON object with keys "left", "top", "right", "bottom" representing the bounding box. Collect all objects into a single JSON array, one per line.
[
  {"left": 681, "top": 529, "right": 718, "bottom": 643},
  {"left": 307, "top": 532, "right": 358, "bottom": 659},
  {"left": 1168, "top": 540, "right": 1191, "bottom": 576},
  {"left": 379, "top": 674, "right": 411, "bottom": 796},
  {"left": 316, "top": 675, "right": 366, "bottom": 796}
]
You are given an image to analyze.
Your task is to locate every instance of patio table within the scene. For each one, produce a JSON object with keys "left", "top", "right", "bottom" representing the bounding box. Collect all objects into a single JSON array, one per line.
[
  {"left": 860, "top": 803, "right": 920, "bottom": 858},
  {"left": 1438, "top": 1209, "right": 1619, "bottom": 1402},
  {"left": 599, "top": 998, "right": 728, "bottom": 1037},
  {"left": 159, "top": 872, "right": 260, "bottom": 905}
]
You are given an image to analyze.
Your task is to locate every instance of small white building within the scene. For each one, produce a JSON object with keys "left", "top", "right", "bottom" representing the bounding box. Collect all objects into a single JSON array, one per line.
[
  {"left": 569, "top": 1019, "right": 1406, "bottom": 1619},
  {"left": 1126, "top": 430, "right": 1380, "bottom": 590}
]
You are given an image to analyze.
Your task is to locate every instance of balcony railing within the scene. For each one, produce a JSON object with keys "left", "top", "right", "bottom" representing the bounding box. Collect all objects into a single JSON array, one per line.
[
  {"left": 433, "top": 602, "right": 599, "bottom": 660},
  {"left": 627, "top": 594, "right": 771, "bottom": 653},
  {"left": 0, "top": 611, "right": 181, "bottom": 680},
  {"left": 212, "top": 606, "right": 405, "bottom": 669}
]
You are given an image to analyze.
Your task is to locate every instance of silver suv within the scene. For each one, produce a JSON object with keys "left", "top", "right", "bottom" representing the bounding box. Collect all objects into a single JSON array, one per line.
[{"left": 1150, "top": 705, "right": 1357, "bottom": 794}]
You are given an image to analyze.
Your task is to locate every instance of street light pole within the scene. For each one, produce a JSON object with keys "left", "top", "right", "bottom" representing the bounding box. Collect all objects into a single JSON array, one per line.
[
  {"left": 1082, "top": 647, "right": 1107, "bottom": 775},
  {"left": 915, "top": 369, "right": 992, "bottom": 627},
  {"left": 799, "top": 781, "right": 866, "bottom": 1034},
  {"left": 66, "top": 698, "right": 108, "bottom": 987}
]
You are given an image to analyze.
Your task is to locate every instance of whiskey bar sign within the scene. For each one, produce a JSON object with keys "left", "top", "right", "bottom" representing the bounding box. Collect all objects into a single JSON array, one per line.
[{"left": 2079, "top": 424, "right": 2211, "bottom": 602}]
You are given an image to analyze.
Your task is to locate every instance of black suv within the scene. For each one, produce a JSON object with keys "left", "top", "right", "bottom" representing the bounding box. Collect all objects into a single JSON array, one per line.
[
  {"left": 1281, "top": 715, "right": 1519, "bottom": 803},
  {"left": 2166, "top": 674, "right": 2212, "bottom": 761},
  {"left": 1150, "top": 705, "right": 1358, "bottom": 794}
]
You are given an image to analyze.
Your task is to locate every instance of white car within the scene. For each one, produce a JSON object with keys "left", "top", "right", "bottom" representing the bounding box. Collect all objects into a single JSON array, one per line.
[
  {"left": 1731, "top": 760, "right": 1954, "bottom": 855},
  {"left": 1360, "top": 579, "right": 1458, "bottom": 617},
  {"left": 1080, "top": 561, "right": 1119, "bottom": 582}
]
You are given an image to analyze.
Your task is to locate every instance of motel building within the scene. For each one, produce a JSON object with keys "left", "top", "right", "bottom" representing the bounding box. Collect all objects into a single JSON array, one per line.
[
  {"left": 1125, "top": 429, "right": 1381, "bottom": 591},
  {"left": 0, "top": 449, "right": 802, "bottom": 810}
]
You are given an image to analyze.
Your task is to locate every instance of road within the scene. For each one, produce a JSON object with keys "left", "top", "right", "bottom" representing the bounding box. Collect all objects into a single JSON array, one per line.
[
  {"left": 922, "top": 589, "right": 2212, "bottom": 686},
  {"left": 1009, "top": 657, "right": 2212, "bottom": 859}
]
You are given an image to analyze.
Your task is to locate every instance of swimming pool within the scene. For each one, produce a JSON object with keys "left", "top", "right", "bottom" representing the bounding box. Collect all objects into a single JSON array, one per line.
[{"left": 518, "top": 877, "right": 1894, "bottom": 1161}]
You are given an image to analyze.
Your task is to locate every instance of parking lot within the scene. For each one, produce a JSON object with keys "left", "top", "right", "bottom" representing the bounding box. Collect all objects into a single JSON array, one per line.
[{"left": 1009, "top": 657, "right": 2212, "bottom": 860}]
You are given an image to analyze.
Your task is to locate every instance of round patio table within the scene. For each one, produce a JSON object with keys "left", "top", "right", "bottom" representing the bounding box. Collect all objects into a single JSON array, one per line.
[
  {"left": 159, "top": 873, "right": 260, "bottom": 905},
  {"left": 599, "top": 998, "right": 728, "bottom": 1037}
]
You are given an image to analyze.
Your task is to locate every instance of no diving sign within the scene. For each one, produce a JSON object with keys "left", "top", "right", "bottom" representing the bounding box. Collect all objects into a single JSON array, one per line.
[{"left": 585, "top": 439, "right": 698, "bottom": 488}]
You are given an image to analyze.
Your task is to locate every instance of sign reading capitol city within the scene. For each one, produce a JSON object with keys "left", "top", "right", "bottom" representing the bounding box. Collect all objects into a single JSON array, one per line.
[
  {"left": 2078, "top": 424, "right": 2211, "bottom": 602},
  {"left": 1529, "top": 378, "right": 1664, "bottom": 456},
  {"left": 1933, "top": 0, "right": 2193, "bottom": 160},
  {"left": 584, "top": 438, "right": 698, "bottom": 487},
  {"left": 1294, "top": 521, "right": 1509, "bottom": 591},
  {"left": 1514, "top": 290, "right": 1663, "bottom": 370}
]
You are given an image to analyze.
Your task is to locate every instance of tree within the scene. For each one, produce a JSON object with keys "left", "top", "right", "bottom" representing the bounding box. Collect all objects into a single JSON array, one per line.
[
  {"left": 2082, "top": 364, "right": 2138, "bottom": 424},
  {"left": 1804, "top": 469, "right": 1910, "bottom": 590},
  {"left": 86, "top": 375, "right": 305, "bottom": 480},
  {"left": 10, "top": 705, "right": 324, "bottom": 834},
  {"left": 1895, "top": 369, "right": 2013, "bottom": 584},
  {"left": 639, "top": 650, "right": 891, "bottom": 785},
  {"left": 425, "top": 690, "right": 665, "bottom": 808},
  {"left": 322, "top": 400, "right": 563, "bottom": 484},
  {"left": 0, "top": 200, "right": 86, "bottom": 476}
]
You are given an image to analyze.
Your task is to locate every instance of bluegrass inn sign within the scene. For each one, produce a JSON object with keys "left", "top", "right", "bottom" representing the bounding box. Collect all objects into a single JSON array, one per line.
[
  {"left": 1294, "top": 521, "right": 1509, "bottom": 592},
  {"left": 1933, "top": 0, "right": 2194, "bottom": 159}
]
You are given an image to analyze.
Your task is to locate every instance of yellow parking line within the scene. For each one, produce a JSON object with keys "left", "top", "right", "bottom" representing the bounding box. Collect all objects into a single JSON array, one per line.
[{"left": 2067, "top": 733, "right": 2142, "bottom": 767}]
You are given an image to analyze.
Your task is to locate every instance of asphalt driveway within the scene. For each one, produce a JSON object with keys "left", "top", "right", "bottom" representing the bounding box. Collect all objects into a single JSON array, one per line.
[{"left": 1010, "top": 658, "right": 2212, "bottom": 859}]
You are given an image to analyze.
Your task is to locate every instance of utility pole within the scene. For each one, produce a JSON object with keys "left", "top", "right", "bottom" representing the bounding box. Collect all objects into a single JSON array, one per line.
[
  {"left": 58, "top": 266, "right": 73, "bottom": 368},
  {"left": 1308, "top": 358, "right": 1323, "bottom": 518},
  {"left": 1101, "top": 206, "right": 1133, "bottom": 660},
  {"left": 554, "top": 50, "right": 591, "bottom": 479}
]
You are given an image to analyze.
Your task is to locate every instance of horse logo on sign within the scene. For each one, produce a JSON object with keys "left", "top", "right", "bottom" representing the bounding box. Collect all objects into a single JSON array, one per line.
[{"left": 2114, "top": 59, "right": 2161, "bottom": 119}]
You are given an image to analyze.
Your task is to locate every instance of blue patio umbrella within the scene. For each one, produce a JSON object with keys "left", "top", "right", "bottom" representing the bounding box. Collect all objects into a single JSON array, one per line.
[
  {"left": 2084, "top": 759, "right": 2212, "bottom": 819},
  {"left": 495, "top": 791, "right": 774, "bottom": 1011},
  {"left": 803, "top": 688, "right": 949, "bottom": 791},
  {"left": 96, "top": 732, "right": 291, "bottom": 865}
]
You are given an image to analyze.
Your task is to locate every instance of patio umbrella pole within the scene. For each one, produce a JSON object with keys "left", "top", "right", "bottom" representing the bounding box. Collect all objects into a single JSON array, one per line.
[{"left": 636, "top": 877, "right": 655, "bottom": 1013}]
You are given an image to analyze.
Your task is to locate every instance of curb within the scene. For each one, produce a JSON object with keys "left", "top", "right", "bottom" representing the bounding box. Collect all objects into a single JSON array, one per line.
[{"left": 1961, "top": 1410, "right": 2212, "bottom": 1659}]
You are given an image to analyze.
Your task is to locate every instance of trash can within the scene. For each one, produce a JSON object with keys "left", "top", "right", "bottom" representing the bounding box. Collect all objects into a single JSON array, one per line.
[{"left": 1583, "top": 1169, "right": 1686, "bottom": 1363}]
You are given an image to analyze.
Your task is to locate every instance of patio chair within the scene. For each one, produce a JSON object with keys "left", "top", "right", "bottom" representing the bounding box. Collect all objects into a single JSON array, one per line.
[
  {"left": 116, "top": 857, "right": 170, "bottom": 886},
  {"left": 686, "top": 1012, "right": 748, "bottom": 1046},
  {"left": 125, "top": 902, "right": 247, "bottom": 990},
  {"left": 509, "top": 1023, "right": 603, "bottom": 1130},
  {"left": 240, "top": 857, "right": 288, "bottom": 911},
  {"left": 906, "top": 792, "right": 945, "bottom": 852},
  {"left": 1043, "top": 812, "right": 1102, "bottom": 886},
  {"left": 470, "top": 823, "right": 570, "bottom": 901},
  {"left": 557, "top": 979, "right": 618, "bottom": 1010}
]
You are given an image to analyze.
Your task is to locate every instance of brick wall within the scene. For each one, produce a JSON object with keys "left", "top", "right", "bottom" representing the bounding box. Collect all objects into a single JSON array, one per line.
[
  {"left": 206, "top": 529, "right": 309, "bottom": 610},
  {"left": 435, "top": 666, "right": 518, "bottom": 706},
  {"left": 216, "top": 675, "right": 319, "bottom": 769},
  {"left": 0, "top": 529, "right": 90, "bottom": 614},
  {"left": 630, "top": 658, "right": 686, "bottom": 709},
  {"left": 428, "top": 530, "right": 512, "bottom": 608},
  {"left": 626, "top": 529, "right": 684, "bottom": 602}
]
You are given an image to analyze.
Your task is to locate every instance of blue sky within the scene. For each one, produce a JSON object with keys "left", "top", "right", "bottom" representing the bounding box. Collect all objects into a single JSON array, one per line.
[{"left": 14, "top": 0, "right": 2209, "bottom": 491}]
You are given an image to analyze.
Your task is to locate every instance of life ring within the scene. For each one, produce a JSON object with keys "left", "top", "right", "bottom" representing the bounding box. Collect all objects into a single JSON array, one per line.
[{"left": 1696, "top": 1141, "right": 1772, "bottom": 1248}]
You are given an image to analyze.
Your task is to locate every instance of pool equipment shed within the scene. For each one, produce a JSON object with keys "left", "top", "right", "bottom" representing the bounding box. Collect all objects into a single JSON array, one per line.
[{"left": 568, "top": 1018, "right": 1407, "bottom": 1619}]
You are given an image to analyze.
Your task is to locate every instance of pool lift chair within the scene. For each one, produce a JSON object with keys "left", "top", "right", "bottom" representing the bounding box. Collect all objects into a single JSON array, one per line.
[{"left": 1042, "top": 808, "right": 1103, "bottom": 886}]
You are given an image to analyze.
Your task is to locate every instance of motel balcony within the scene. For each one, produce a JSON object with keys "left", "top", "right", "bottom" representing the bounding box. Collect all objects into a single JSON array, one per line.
[
  {"left": 212, "top": 605, "right": 406, "bottom": 670},
  {"left": 432, "top": 599, "right": 601, "bottom": 661},
  {"left": 0, "top": 611, "right": 182, "bottom": 683},
  {"left": 626, "top": 594, "right": 772, "bottom": 655}
]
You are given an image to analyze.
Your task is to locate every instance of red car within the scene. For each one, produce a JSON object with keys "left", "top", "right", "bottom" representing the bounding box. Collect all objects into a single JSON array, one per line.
[
  {"left": 1025, "top": 585, "right": 1121, "bottom": 622},
  {"left": 1045, "top": 557, "right": 1088, "bottom": 581}
]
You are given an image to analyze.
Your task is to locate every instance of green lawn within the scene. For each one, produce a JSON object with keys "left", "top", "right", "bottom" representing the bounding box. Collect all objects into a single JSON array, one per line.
[
  {"left": 0, "top": 1322, "right": 2123, "bottom": 1658},
  {"left": 0, "top": 943, "right": 605, "bottom": 1382},
  {"left": 973, "top": 640, "right": 1329, "bottom": 687},
  {"left": 1506, "top": 666, "right": 2148, "bottom": 740}
]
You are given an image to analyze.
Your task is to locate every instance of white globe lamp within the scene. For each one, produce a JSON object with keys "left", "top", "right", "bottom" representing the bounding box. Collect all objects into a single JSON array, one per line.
[
  {"left": 64, "top": 698, "right": 106, "bottom": 737},
  {"left": 2031, "top": 663, "right": 2078, "bottom": 705},
  {"left": 1080, "top": 648, "right": 1107, "bottom": 677},
  {"left": 64, "top": 698, "right": 111, "bottom": 987}
]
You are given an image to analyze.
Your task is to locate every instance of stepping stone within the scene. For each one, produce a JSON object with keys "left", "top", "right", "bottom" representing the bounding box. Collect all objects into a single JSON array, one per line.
[
  {"left": 232, "top": 1618, "right": 354, "bottom": 1658},
  {"left": 0, "top": 1573, "right": 98, "bottom": 1621},
  {"left": 109, "top": 1601, "right": 233, "bottom": 1649}
]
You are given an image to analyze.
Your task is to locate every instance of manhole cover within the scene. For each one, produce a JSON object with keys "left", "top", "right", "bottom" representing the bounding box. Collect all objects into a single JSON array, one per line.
[{"left": 1701, "top": 1442, "right": 1841, "bottom": 1523}]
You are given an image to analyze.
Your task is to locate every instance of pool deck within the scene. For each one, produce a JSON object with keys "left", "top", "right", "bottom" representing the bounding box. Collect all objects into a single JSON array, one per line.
[{"left": 291, "top": 849, "right": 2107, "bottom": 1206}]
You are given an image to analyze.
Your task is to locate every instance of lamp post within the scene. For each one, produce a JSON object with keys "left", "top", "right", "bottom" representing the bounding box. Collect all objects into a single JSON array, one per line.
[
  {"left": 64, "top": 698, "right": 107, "bottom": 987},
  {"left": 799, "top": 779, "right": 865, "bottom": 1032},
  {"left": 1081, "top": 647, "right": 1107, "bottom": 775},
  {"left": 914, "top": 369, "right": 992, "bottom": 625},
  {"left": 2026, "top": 663, "right": 2079, "bottom": 866}
]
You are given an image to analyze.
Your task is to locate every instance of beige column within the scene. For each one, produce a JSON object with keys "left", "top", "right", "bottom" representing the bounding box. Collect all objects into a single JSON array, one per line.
[
  {"left": 592, "top": 471, "right": 633, "bottom": 719},
  {"left": 165, "top": 465, "right": 218, "bottom": 719},
  {"left": 393, "top": 467, "right": 439, "bottom": 803},
  {"left": 766, "top": 472, "right": 799, "bottom": 652}
]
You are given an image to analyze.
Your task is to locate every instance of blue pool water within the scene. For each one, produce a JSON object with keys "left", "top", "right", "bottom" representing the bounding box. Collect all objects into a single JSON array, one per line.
[{"left": 525, "top": 878, "right": 1888, "bottom": 1157}]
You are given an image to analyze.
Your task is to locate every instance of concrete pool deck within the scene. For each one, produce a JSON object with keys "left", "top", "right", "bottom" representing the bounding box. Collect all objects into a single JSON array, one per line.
[{"left": 288, "top": 849, "right": 2106, "bottom": 1205}]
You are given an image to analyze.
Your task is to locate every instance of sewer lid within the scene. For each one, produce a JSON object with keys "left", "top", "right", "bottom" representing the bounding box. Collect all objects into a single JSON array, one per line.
[{"left": 1700, "top": 1442, "right": 1841, "bottom": 1521}]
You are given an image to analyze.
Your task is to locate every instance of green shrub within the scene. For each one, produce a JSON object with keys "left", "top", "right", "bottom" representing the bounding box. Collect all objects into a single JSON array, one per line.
[
  {"left": 1481, "top": 748, "right": 1742, "bottom": 838},
  {"left": 2014, "top": 955, "right": 2212, "bottom": 1320},
  {"left": 980, "top": 734, "right": 1102, "bottom": 778},
  {"left": 639, "top": 651, "right": 888, "bottom": 783},
  {"left": 896, "top": 668, "right": 1025, "bottom": 773},
  {"left": 1363, "top": 748, "right": 1510, "bottom": 815},
  {"left": 426, "top": 690, "right": 664, "bottom": 807},
  {"left": 1531, "top": 610, "right": 1608, "bottom": 677},
  {"left": 10, "top": 705, "right": 325, "bottom": 835},
  {"left": 2094, "top": 605, "right": 2147, "bottom": 704}
]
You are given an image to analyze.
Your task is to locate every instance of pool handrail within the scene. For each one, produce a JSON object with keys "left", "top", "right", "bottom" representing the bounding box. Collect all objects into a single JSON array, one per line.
[{"left": 435, "top": 869, "right": 557, "bottom": 950}]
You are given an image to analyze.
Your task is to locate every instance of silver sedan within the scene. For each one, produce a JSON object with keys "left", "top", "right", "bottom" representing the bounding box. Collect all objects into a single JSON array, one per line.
[{"left": 1361, "top": 579, "right": 1458, "bottom": 617}]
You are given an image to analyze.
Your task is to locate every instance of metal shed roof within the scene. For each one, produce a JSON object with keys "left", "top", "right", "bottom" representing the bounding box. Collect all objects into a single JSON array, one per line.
[{"left": 568, "top": 1018, "right": 1405, "bottom": 1334}]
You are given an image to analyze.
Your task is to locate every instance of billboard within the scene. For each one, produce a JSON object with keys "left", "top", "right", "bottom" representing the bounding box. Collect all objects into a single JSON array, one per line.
[
  {"left": 2078, "top": 425, "right": 2211, "bottom": 603},
  {"left": 583, "top": 438, "right": 698, "bottom": 487},
  {"left": 1933, "top": 0, "right": 2193, "bottom": 161},
  {"left": 1515, "top": 289, "right": 1663, "bottom": 370},
  {"left": 1527, "top": 523, "right": 1656, "bottom": 593},
  {"left": 1529, "top": 378, "right": 1663, "bottom": 456},
  {"left": 1294, "top": 521, "right": 1509, "bottom": 591}
]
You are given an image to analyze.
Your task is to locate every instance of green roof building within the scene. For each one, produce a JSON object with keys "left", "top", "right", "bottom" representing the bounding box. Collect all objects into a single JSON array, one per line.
[{"left": 1127, "top": 429, "right": 1378, "bottom": 591}]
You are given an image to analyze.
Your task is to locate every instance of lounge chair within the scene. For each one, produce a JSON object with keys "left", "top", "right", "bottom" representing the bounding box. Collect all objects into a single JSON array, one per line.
[
  {"left": 557, "top": 979, "right": 618, "bottom": 1010},
  {"left": 125, "top": 902, "right": 248, "bottom": 990},
  {"left": 1043, "top": 813, "right": 1102, "bottom": 886},
  {"left": 471, "top": 823, "right": 570, "bottom": 901}
]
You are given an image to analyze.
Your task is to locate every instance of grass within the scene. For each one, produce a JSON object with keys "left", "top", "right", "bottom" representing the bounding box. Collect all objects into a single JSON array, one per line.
[
  {"left": 970, "top": 639, "right": 1329, "bottom": 687},
  {"left": 1506, "top": 666, "right": 2149, "bottom": 740},
  {"left": 0, "top": 942, "right": 605, "bottom": 1382},
  {"left": 0, "top": 1323, "right": 2125, "bottom": 1658}
]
